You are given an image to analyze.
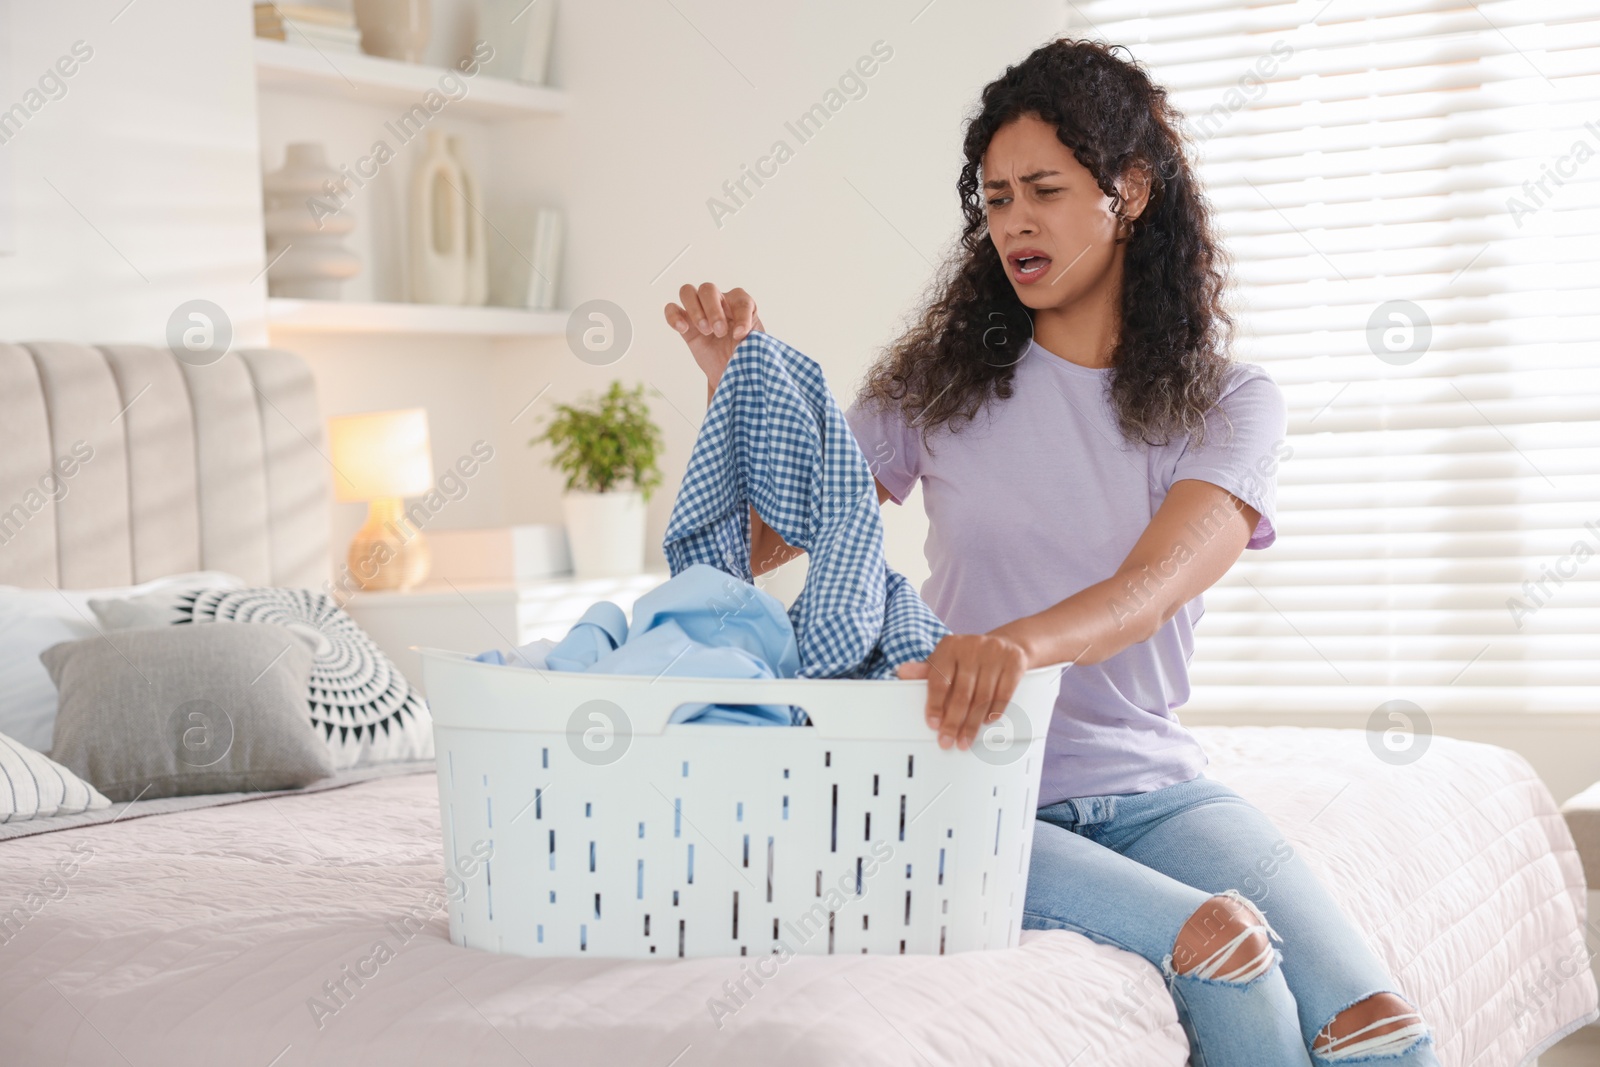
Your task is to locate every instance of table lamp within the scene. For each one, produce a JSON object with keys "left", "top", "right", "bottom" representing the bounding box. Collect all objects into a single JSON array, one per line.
[{"left": 328, "top": 407, "right": 435, "bottom": 591}]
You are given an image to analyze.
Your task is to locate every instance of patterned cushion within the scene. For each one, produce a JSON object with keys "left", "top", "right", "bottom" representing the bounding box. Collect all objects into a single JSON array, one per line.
[{"left": 91, "top": 587, "right": 433, "bottom": 769}]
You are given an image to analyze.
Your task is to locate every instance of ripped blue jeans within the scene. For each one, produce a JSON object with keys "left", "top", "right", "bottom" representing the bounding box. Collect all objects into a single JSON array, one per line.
[{"left": 1022, "top": 774, "right": 1439, "bottom": 1067}]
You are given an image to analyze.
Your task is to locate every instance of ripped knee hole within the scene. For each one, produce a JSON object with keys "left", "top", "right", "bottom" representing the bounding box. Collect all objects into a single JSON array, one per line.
[
  {"left": 1314, "top": 992, "right": 1428, "bottom": 1061},
  {"left": 1170, "top": 889, "right": 1280, "bottom": 984}
]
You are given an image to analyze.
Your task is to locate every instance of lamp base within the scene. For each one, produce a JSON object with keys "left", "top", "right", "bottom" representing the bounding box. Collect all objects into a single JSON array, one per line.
[{"left": 347, "top": 498, "right": 430, "bottom": 591}]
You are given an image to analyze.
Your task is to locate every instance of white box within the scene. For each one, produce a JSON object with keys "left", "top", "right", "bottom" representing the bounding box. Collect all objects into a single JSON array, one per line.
[{"left": 427, "top": 524, "right": 572, "bottom": 583}]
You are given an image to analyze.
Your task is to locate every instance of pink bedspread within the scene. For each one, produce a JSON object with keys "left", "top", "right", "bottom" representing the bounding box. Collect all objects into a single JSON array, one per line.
[{"left": 1, "top": 726, "right": 1593, "bottom": 1066}]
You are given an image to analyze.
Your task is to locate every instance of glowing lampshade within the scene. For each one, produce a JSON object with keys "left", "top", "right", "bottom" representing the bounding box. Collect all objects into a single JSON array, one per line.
[
  {"left": 328, "top": 408, "right": 435, "bottom": 502},
  {"left": 326, "top": 408, "right": 435, "bottom": 590}
]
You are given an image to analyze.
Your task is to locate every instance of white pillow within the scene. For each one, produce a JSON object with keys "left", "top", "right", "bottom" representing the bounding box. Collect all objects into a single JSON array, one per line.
[
  {"left": 0, "top": 571, "right": 245, "bottom": 754},
  {"left": 0, "top": 730, "right": 112, "bottom": 822}
]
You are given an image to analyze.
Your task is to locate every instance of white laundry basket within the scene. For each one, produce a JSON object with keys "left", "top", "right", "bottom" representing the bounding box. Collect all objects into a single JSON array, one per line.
[{"left": 418, "top": 648, "right": 1065, "bottom": 960}]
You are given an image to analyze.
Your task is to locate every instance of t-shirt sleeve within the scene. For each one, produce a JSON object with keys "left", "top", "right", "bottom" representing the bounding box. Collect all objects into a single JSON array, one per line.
[
  {"left": 843, "top": 394, "right": 921, "bottom": 505},
  {"left": 1169, "top": 365, "right": 1288, "bottom": 549}
]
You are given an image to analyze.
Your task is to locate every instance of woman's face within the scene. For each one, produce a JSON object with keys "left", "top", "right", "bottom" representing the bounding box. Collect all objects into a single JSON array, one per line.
[{"left": 981, "top": 112, "right": 1147, "bottom": 312}]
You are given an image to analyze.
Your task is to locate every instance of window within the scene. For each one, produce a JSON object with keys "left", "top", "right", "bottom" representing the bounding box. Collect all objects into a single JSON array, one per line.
[{"left": 1067, "top": 2, "right": 1600, "bottom": 715}]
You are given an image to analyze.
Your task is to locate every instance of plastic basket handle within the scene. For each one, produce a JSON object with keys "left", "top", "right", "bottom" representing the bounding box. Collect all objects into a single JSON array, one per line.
[{"left": 417, "top": 648, "right": 1070, "bottom": 740}]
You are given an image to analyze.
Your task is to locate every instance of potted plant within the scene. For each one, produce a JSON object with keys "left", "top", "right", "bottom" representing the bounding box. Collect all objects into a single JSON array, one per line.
[{"left": 531, "top": 380, "right": 664, "bottom": 577}]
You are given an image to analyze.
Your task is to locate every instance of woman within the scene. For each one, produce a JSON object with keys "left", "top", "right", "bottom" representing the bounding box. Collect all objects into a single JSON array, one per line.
[{"left": 665, "top": 37, "right": 1436, "bottom": 1067}]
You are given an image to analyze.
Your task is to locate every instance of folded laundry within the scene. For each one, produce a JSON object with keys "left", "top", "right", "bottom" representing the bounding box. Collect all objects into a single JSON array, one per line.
[
  {"left": 474, "top": 563, "right": 804, "bottom": 725},
  {"left": 662, "top": 331, "right": 949, "bottom": 679}
]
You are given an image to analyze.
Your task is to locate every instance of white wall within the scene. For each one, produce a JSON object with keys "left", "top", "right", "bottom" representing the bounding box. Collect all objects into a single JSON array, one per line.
[{"left": 0, "top": 0, "right": 266, "bottom": 345}]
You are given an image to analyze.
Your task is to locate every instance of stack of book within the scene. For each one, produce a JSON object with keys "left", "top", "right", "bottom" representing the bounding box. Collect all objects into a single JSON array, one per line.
[{"left": 254, "top": 4, "right": 363, "bottom": 54}]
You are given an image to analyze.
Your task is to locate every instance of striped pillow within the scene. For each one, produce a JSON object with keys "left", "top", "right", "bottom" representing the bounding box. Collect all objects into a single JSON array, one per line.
[{"left": 0, "top": 731, "right": 111, "bottom": 823}]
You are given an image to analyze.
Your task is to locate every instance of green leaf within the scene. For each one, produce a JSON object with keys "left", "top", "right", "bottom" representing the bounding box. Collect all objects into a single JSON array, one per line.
[{"left": 528, "top": 380, "right": 666, "bottom": 502}]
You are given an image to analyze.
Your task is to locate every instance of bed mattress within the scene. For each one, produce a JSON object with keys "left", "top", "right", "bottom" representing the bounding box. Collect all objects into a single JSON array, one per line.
[{"left": 1, "top": 726, "right": 1593, "bottom": 1066}]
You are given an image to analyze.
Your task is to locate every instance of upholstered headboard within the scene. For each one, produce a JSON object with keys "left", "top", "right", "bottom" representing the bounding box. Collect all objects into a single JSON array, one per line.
[{"left": 0, "top": 343, "right": 329, "bottom": 590}]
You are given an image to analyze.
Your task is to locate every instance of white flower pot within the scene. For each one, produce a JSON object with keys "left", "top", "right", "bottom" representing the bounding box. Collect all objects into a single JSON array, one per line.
[{"left": 561, "top": 488, "right": 645, "bottom": 578}]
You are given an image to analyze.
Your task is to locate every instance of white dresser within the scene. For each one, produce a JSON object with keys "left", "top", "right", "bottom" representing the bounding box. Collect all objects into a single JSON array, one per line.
[{"left": 344, "top": 570, "right": 671, "bottom": 695}]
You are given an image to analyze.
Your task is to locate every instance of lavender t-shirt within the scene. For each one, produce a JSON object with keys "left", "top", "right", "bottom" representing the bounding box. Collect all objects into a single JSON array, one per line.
[{"left": 844, "top": 338, "right": 1287, "bottom": 804}]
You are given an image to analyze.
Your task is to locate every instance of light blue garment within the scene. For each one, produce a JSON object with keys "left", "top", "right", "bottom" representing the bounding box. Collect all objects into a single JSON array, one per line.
[
  {"left": 1024, "top": 775, "right": 1438, "bottom": 1067},
  {"left": 472, "top": 637, "right": 557, "bottom": 669},
  {"left": 628, "top": 562, "right": 801, "bottom": 679},
  {"left": 661, "top": 331, "right": 950, "bottom": 679},
  {"left": 475, "top": 564, "right": 803, "bottom": 724},
  {"left": 582, "top": 619, "right": 791, "bottom": 725},
  {"left": 542, "top": 601, "right": 629, "bottom": 671}
]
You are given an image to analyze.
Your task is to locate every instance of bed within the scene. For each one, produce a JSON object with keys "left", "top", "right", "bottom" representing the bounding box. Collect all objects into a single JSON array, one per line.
[{"left": 1, "top": 342, "right": 1595, "bottom": 1066}]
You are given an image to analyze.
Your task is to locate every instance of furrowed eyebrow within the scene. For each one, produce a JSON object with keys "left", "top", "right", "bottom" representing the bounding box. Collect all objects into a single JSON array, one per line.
[{"left": 983, "top": 169, "right": 1061, "bottom": 191}]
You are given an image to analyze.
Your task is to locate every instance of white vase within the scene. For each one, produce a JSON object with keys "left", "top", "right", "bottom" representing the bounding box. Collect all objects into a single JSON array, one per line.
[
  {"left": 561, "top": 489, "right": 645, "bottom": 578},
  {"left": 262, "top": 143, "right": 361, "bottom": 299},
  {"left": 449, "top": 136, "right": 489, "bottom": 306},
  {"left": 408, "top": 129, "right": 466, "bottom": 305},
  {"left": 354, "top": 0, "right": 431, "bottom": 62}
]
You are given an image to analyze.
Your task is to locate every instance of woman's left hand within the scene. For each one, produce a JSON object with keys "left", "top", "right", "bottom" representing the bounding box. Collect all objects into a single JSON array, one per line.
[{"left": 896, "top": 632, "right": 1029, "bottom": 751}]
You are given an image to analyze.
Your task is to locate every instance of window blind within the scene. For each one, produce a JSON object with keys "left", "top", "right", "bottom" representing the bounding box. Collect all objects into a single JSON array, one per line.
[{"left": 1064, "top": 1, "right": 1600, "bottom": 716}]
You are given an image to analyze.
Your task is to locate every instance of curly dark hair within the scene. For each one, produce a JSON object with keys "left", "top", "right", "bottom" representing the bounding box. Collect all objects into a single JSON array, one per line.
[{"left": 854, "top": 37, "right": 1235, "bottom": 451}]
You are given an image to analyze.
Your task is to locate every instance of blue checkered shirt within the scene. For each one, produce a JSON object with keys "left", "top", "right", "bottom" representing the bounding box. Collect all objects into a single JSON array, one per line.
[{"left": 662, "top": 331, "right": 950, "bottom": 680}]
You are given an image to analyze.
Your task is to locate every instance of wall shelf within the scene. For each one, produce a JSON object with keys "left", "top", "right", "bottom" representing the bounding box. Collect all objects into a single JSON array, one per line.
[
  {"left": 267, "top": 298, "right": 568, "bottom": 338},
  {"left": 254, "top": 38, "right": 567, "bottom": 121}
]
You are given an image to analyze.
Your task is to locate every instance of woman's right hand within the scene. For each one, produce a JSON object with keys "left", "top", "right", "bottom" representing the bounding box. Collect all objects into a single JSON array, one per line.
[{"left": 663, "top": 283, "right": 764, "bottom": 386}]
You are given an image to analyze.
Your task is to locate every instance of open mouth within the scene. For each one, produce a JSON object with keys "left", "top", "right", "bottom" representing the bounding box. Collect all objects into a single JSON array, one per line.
[{"left": 1008, "top": 252, "right": 1052, "bottom": 283}]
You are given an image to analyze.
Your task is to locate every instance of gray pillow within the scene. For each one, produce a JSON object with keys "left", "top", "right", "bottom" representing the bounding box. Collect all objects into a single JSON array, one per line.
[
  {"left": 88, "top": 586, "right": 434, "bottom": 770},
  {"left": 41, "top": 622, "right": 334, "bottom": 801}
]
